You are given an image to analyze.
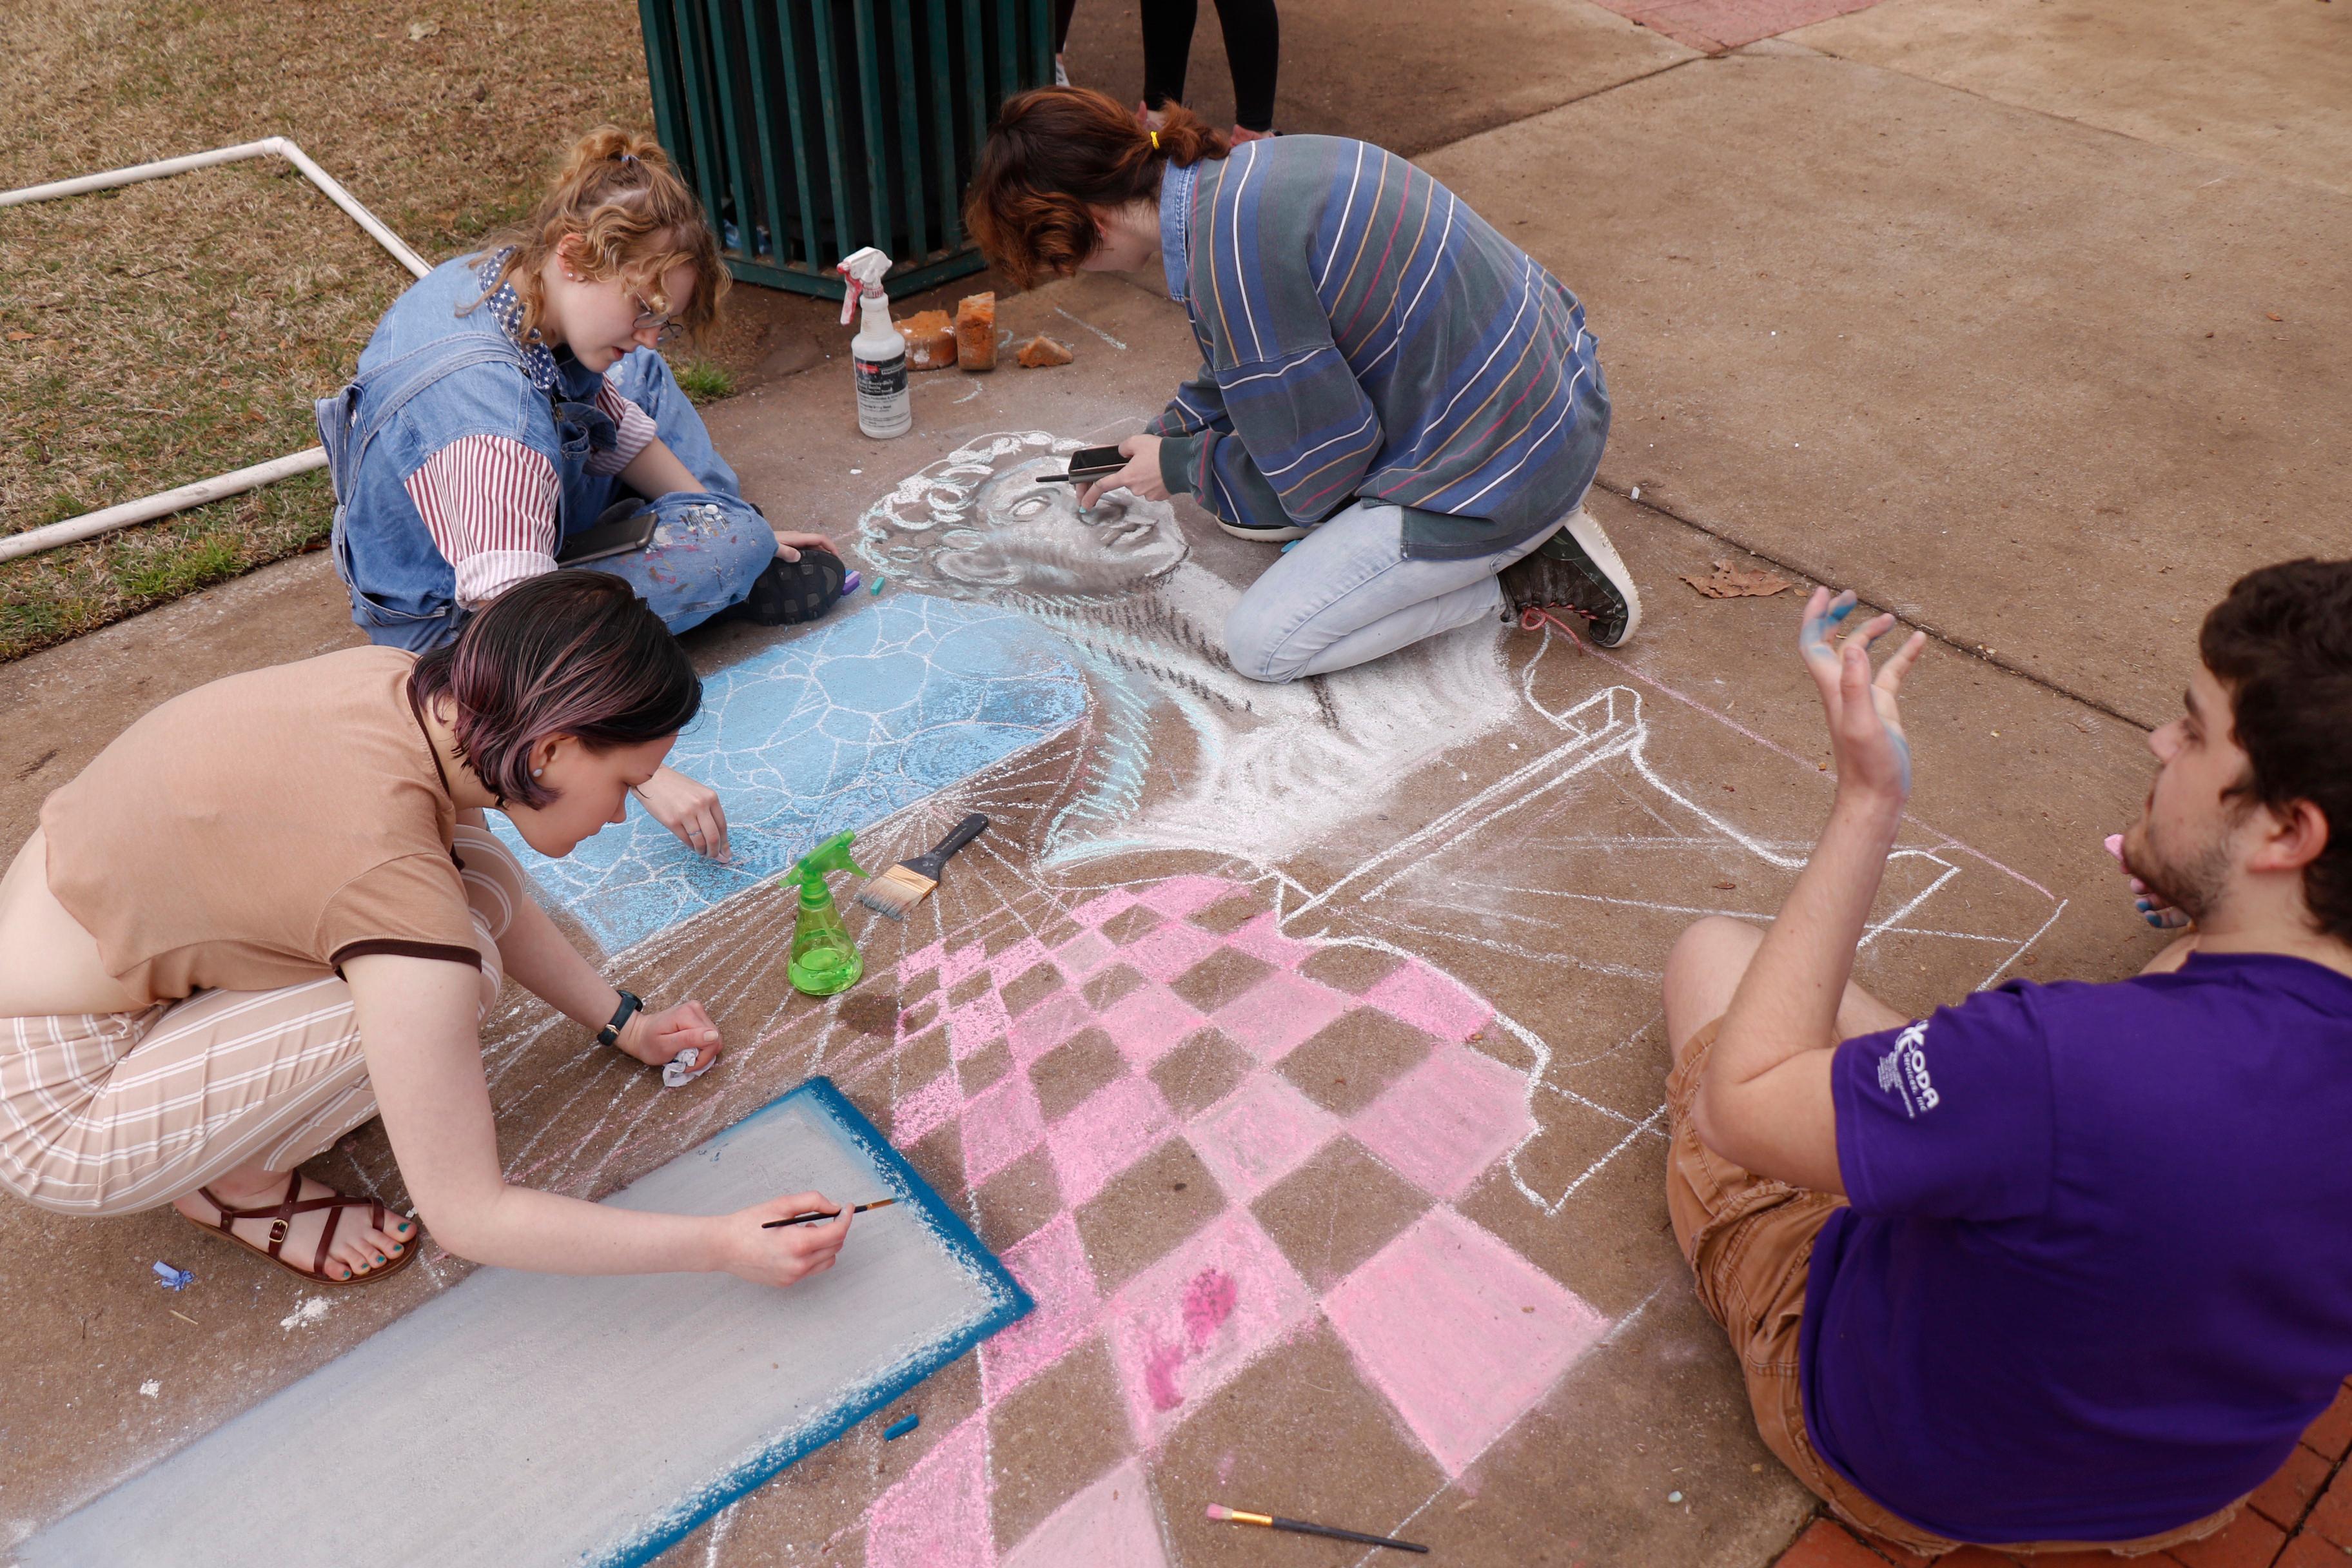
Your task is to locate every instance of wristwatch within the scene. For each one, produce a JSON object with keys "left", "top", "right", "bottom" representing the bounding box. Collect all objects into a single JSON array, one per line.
[{"left": 597, "top": 988, "right": 643, "bottom": 1048}]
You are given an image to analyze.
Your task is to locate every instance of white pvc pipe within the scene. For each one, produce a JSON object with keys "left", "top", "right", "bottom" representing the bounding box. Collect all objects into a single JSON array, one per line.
[
  {"left": 264, "top": 139, "right": 433, "bottom": 280},
  {"left": 0, "top": 137, "right": 431, "bottom": 562},
  {"left": 0, "top": 139, "right": 289, "bottom": 208},
  {"left": 0, "top": 449, "right": 330, "bottom": 565}
]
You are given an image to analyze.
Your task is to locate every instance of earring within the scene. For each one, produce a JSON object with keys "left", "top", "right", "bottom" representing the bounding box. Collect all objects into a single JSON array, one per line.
[{"left": 532, "top": 767, "right": 544, "bottom": 778}]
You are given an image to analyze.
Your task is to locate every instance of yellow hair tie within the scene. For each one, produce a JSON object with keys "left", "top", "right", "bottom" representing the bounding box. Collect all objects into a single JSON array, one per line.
[{"left": 1150, "top": 131, "right": 1161, "bottom": 150}]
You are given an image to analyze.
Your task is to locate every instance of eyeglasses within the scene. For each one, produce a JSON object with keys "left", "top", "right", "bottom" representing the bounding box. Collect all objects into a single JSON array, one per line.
[{"left": 631, "top": 291, "right": 682, "bottom": 345}]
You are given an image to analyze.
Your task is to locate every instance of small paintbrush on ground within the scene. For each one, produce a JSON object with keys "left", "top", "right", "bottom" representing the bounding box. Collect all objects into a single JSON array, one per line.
[
  {"left": 1206, "top": 1504, "right": 1428, "bottom": 1554},
  {"left": 856, "top": 813, "right": 988, "bottom": 919}
]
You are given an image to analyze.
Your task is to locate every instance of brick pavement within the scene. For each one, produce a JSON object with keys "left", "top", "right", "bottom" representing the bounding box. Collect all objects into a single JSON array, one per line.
[{"left": 1772, "top": 1384, "right": 2352, "bottom": 1568}]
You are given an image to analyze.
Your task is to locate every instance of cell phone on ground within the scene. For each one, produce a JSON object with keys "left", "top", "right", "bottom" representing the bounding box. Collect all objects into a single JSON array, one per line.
[
  {"left": 1043, "top": 445, "right": 1128, "bottom": 484},
  {"left": 555, "top": 506, "right": 658, "bottom": 564}
]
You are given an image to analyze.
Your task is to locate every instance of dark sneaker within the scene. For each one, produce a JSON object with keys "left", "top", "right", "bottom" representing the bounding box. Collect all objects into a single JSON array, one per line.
[
  {"left": 1497, "top": 509, "right": 1643, "bottom": 647},
  {"left": 724, "top": 545, "right": 848, "bottom": 626},
  {"left": 1218, "top": 516, "right": 1309, "bottom": 543}
]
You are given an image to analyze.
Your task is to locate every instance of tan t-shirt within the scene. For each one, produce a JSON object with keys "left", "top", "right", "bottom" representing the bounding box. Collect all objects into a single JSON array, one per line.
[{"left": 40, "top": 645, "right": 482, "bottom": 1000}]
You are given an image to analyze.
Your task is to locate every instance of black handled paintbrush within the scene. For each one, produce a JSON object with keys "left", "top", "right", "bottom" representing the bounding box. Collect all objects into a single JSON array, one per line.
[
  {"left": 761, "top": 1198, "right": 897, "bottom": 1229},
  {"left": 1206, "top": 1505, "right": 1427, "bottom": 1553},
  {"left": 854, "top": 814, "right": 989, "bottom": 919}
]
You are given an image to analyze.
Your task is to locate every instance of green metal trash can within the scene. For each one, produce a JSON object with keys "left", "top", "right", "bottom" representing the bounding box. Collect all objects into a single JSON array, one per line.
[{"left": 639, "top": 0, "right": 1054, "bottom": 299}]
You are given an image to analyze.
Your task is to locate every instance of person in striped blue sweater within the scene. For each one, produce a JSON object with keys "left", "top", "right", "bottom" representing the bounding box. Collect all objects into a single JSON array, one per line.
[{"left": 967, "top": 88, "right": 1641, "bottom": 683}]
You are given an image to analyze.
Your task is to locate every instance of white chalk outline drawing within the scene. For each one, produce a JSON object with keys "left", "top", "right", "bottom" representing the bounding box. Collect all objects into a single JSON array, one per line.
[
  {"left": 840, "top": 431, "right": 2067, "bottom": 1220},
  {"left": 1269, "top": 662, "right": 2064, "bottom": 1217},
  {"left": 459, "top": 432, "right": 2069, "bottom": 1231}
]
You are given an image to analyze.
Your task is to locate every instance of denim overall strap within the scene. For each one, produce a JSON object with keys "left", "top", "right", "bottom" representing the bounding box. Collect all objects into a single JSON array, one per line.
[{"left": 313, "top": 334, "right": 528, "bottom": 624}]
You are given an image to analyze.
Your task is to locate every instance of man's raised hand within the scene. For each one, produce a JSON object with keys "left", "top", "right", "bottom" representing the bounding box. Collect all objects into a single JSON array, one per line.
[{"left": 1798, "top": 587, "right": 1928, "bottom": 807}]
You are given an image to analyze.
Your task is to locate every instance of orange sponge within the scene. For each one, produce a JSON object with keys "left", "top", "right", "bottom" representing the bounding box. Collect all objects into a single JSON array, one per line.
[
  {"left": 1014, "top": 334, "right": 1073, "bottom": 369},
  {"left": 896, "top": 309, "right": 957, "bottom": 370},
  {"left": 955, "top": 293, "right": 997, "bottom": 371}
]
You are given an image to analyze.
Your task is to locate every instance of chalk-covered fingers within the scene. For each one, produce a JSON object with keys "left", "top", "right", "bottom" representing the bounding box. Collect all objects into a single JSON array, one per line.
[
  {"left": 1834, "top": 620, "right": 1928, "bottom": 801},
  {"left": 634, "top": 765, "right": 731, "bottom": 861},
  {"left": 724, "top": 1191, "right": 854, "bottom": 1288},
  {"left": 1799, "top": 589, "right": 1926, "bottom": 804},
  {"left": 1798, "top": 588, "right": 1857, "bottom": 671},
  {"left": 2104, "top": 832, "right": 2191, "bottom": 930}
]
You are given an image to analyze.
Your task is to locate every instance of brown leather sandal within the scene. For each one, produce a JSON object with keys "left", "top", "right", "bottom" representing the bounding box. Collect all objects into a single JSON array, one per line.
[{"left": 185, "top": 1173, "right": 423, "bottom": 1287}]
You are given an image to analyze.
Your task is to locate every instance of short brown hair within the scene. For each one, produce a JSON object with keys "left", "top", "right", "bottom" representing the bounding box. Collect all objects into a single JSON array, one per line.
[
  {"left": 965, "top": 88, "right": 1230, "bottom": 288},
  {"left": 469, "top": 126, "right": 730, "bottom": 346},
  {"left": 408, "top": 572, "right": 702, "bottom": 810},
  {"left": 2200, "top": 558, "right": 2352, "bottom": 941}
]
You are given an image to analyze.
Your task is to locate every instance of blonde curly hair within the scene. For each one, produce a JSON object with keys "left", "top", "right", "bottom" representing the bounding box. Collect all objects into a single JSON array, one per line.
[{"left": 468, "top": 126, "right": 730, "bottom": 346}]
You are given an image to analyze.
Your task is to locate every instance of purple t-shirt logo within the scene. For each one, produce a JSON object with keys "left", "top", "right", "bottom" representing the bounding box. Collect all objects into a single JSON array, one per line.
[{"left": 1874, "top": 1021, "right": 1939, "bottom": 1116}]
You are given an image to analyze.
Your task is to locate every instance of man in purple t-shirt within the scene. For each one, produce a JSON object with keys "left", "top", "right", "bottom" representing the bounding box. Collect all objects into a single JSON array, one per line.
[{"left": 1659, "top": 560, "right": 2352, "bottom": 1555}]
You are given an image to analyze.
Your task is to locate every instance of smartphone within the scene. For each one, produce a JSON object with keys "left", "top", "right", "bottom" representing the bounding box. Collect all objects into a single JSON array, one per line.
[
  {"left": 1044, "top": 445, "right": 1128, "bottom": 484},
  {"left": 556, "top": 506, "right": 658, "bottom": 564}
]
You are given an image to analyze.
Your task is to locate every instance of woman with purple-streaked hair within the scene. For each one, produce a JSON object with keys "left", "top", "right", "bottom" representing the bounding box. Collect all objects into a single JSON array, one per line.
[{"left": 0, "top": 573, "right": 854, "bottom": 1291}]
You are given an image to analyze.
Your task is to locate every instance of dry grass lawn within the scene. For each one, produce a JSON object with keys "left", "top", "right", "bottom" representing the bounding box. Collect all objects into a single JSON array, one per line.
[{"left": 1, "top": 0, "right": 761, "bottom": 662}]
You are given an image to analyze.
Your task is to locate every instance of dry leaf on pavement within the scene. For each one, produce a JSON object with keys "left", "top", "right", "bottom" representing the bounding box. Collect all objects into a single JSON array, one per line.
[{"left": 1681, "top": 559, "right": 1794, "bottom": 599}]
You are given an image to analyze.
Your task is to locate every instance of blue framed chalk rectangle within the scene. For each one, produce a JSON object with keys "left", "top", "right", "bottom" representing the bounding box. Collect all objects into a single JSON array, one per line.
[{"left": 20, "top": 1077, "right": 1031, "bottom": 1568}]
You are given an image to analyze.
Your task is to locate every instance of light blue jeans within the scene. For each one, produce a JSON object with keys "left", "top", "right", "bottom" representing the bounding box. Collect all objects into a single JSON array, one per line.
[{"left": 1222, "top": 500, "right": 1565, "bottom": 683}]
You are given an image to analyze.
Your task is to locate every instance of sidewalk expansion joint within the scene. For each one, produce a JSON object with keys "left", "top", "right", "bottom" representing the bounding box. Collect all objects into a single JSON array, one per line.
[{"left": 1594, "top": 481, "right": 2159, "bottom": 736}]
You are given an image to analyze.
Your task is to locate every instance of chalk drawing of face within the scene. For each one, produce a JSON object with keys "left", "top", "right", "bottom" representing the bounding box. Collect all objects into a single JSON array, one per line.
[
  {"left": 855, "top": 431, "right": 1525, "bottom": 867},
  {"left": 857, "top": 431, "right": 1186, "bottom": 602},
  {"left": 933, "top": 459, "right": 1189, "bottom": 598}
]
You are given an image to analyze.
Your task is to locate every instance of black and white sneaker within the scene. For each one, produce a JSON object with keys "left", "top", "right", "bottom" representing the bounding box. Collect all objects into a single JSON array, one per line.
[
  {"left": 1218, "top": 516, "right": 1309, "bottom": 543},
  {"left": 723, "top": 545, "right": 848, "bottom": 626},
  {"left": 1497, "top": 508, "right": 1643, "bottom": 647}
]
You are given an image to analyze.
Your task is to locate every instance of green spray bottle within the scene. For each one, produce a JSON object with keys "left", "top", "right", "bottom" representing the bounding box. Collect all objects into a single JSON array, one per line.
[{"left": 779, "top": 831, "right": 868, "bottom": 996}]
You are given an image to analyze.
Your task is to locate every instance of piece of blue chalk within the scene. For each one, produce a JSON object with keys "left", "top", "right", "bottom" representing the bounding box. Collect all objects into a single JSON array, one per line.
[
  {"left": 869, "top": 576, "right": 886, "bottom": 595},
  {"left": 882, "top": 1413, "right": 919, "bottom": 1441},
  {"left": 153, "top": 1261, "right": 192, "bottom": 1291}
]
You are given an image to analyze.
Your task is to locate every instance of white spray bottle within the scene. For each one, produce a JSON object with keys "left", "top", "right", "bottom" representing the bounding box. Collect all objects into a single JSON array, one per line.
[{"left": 838, "top": 246, "right": 911, "bottom": 440}]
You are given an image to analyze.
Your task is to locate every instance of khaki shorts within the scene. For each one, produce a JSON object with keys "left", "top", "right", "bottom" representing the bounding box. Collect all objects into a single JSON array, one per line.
[
  {"left": 1665, "top": 1017, "right": 2240, "bottom": 1559},
  {"left": 0, "top": 825, "right": 520, "bottom": 1217}
]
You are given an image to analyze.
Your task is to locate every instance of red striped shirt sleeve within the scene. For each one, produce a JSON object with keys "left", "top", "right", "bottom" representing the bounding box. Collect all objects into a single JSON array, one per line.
[
  {"left": 589, "top": 382, "right": 659, "bottom": 476},
  {"left": 403, "top": 435, "right": 560, "bottom": 608}
]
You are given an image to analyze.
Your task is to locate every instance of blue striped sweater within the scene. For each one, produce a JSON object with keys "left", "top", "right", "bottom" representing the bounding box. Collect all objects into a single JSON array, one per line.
[{"left": 1148, "top": 136, "right": 1610, "bottom": 559}]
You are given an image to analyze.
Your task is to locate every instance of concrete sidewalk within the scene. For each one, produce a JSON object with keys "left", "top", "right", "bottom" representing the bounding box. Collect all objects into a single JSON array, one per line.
[{"left": 3, "top": 1, "right": 2346, "bottom": 1563}]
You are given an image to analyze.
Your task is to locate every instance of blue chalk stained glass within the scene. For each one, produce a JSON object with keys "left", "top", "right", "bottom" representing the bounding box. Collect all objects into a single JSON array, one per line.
[{"left": 491, "top": 596, "right": 1088, "bottom": 952}]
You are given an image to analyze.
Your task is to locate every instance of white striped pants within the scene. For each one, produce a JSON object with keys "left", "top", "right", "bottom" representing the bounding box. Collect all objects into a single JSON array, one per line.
[{"left": 0, "top": 825, "right": 525, "bottom": 1217}]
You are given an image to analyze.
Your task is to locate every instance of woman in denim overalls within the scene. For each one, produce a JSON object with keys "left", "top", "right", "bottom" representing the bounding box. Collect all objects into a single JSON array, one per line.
[{"left": 322, "top": 128, "right": 839, "bottom": 856}]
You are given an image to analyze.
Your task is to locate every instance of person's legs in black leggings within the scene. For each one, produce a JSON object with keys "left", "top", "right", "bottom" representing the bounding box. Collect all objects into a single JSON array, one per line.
[
  {"left": 1140, "top": 0, "right": 1197, "bottom": 113},
  {"left": 1209, "top": 0, "right": 1279, "bottom": 133},
  {"left": 1139, "top": 0, "right": 1279, "bottom": 132},
  {"left": 1054, "top": 0, "right": 1077, "bottom": 54}
]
